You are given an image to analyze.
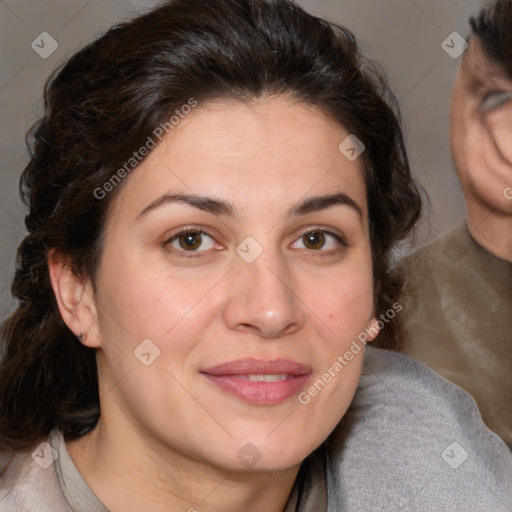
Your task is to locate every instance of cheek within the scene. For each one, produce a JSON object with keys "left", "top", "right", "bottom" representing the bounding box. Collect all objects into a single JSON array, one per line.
[
  {"left": 95, "top": 249, "right": 219, "bottom": 358},
  {"left": 485, "top": 105, "right": 512, "bottom": 162},
  {"left": 451, "top": 105, "right": 488, "bottom": 188},
  {"left": 331, "top": 270, "right": 372, "bottom": 311},
  {"left": 310, "top": 269, "right": 371, "bottom": 421},
  {"left": 310, "top": 261, "right": 374, "bottom": 344}
]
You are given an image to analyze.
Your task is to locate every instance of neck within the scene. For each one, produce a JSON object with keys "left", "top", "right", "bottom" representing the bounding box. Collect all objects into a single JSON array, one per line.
[
  {"left": 465, "top": 198, "right": 512, "bottom": 262},
  {"left": 66, "top": 417, "right": 299, "bottom": 512}
]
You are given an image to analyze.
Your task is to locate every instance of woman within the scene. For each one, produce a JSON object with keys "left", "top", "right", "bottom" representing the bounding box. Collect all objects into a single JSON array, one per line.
[{"left": 0, "top": 1, "right": 510, "bottom": 510}]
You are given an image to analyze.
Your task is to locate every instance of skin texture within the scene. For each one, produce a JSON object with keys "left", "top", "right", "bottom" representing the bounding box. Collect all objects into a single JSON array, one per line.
[
  {"left": 48, "top": 96, "right": 377, "bottom": 512},
  {"left": 450, "top": 37, "right": 512, "bottom": 261}
]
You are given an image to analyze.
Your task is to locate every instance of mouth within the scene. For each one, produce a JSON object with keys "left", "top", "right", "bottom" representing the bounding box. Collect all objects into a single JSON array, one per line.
[{"left": 201, "top": 359, "right": 312, "bottom": 405}]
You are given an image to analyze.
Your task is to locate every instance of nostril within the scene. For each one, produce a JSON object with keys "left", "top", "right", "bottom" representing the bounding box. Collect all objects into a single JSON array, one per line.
[{"left": 236, "top": 323, "right": 259, "bottom": 334}]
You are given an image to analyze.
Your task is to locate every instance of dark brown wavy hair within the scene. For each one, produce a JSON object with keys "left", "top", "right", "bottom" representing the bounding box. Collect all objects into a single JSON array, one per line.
[{"left": 0, "top": 0, "right": 421, "bottom": 452}]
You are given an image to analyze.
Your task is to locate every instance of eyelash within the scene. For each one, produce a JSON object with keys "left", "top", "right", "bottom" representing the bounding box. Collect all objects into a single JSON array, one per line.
[{"left": 162, "top": 227, "right": 347, "bottom": 258}]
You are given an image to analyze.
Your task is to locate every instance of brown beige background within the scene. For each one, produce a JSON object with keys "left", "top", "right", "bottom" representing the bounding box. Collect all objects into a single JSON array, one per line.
[{"left": 0, "top": 0, "right": 484, "bottom": 318}]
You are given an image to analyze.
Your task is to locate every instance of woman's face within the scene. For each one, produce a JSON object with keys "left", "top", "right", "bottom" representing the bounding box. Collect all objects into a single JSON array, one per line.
[{"left": 89, "top": 96, "right": 376, "bottom": 473}]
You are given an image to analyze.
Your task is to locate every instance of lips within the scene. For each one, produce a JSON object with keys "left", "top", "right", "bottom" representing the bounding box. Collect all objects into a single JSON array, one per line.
[{"left": 201, "top": 359, "right": 312, "bottom": 405}]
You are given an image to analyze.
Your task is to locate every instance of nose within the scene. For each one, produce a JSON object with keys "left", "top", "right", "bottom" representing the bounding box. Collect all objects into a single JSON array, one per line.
[{"left": 222, "top": 250, "right": 305, "bottom": 339}]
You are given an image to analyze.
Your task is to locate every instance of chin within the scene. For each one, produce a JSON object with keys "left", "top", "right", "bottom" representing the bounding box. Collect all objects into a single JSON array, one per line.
[
  {"left": 203, "top": 431, "right": 319, "bottom": 474},
  {"left": 243, "top": 437, "right": 319, "bottom": 472},
  {"left": 474, "top": 187, "right": 512, "bottom": 215},
  {"left": 231, "top": 451, "right": 309, "bottom": 474}
]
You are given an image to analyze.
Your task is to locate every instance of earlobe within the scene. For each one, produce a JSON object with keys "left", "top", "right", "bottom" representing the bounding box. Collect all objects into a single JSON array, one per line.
[
  {"left": 47, "top": 249, "right": 100, "bottom": 348},
  {"left": 364, "top": 315, "right": 381, "bottom": 343}
]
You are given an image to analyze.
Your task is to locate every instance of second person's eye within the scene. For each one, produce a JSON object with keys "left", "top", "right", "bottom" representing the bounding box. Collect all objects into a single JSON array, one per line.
[{"left": 480, "top": 90, "right": 512, "bottom": 112}]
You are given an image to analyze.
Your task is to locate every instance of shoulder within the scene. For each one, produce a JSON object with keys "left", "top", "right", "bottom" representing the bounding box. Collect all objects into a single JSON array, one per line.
[
  {"left": 0, "top": 433, "right": 71, "bottom": 512},
  {"left": 326, "top": 346, "right": 512, "bottom": 511},
  {"left": 396, "top": 220, "right": 473, "bottom": 327},
  {"left": 398, "top": 220, "right": 468, "bottom": 275}
]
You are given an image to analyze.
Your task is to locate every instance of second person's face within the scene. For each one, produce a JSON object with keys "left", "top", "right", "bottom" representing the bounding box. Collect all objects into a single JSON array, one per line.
[{"left": 450, "top": 38, "right": 512, "bottom": 213}]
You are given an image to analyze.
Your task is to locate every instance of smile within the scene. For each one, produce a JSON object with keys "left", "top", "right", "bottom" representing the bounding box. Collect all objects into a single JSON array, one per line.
[
  {"left": 242, "top": 374, "right": 291, "bottom": 382},
  {"left": 201, "top": 359, "right": 312, "bottom": 405}
]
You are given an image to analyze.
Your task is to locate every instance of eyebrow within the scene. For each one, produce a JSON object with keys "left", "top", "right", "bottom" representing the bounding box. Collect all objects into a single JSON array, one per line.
[
  {"left": 471, "top": 62, "right": 506, "bottom": 85},
  {"left": 136, "top": 191, "right": 363, "bottom": 220},
  {"left": 289, "top": 192, "right": 362, "bottom": 217},
  {"left": 465, "top": 49, "right": 511, "bottom": 87},
  {"left": 137, "top": 193, "right": 233, "bottom": 219}
]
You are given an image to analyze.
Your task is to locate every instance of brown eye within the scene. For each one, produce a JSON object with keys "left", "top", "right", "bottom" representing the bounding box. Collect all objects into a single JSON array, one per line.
[
  {"left": 178, "top": 232, "right": 203, "bottom": 250},
  {"left": 290, "top": 229, "right": 346, "bottom": 253},
  {"left": 165, "top": 230, "right": 216, "bottom": 253},
  {"left": 303, "top": 231, "right": 326, "bottom": 250}
]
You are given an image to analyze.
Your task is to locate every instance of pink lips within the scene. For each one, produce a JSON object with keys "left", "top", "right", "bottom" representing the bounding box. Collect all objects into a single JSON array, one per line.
[{"left": 201, "top": 359, "right": 312, "bottom": 405}]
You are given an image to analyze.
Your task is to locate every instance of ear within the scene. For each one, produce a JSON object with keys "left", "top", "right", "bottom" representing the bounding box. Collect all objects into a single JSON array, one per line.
[{"left": 47, "top": 249, "right": 100, "bottom": 348}]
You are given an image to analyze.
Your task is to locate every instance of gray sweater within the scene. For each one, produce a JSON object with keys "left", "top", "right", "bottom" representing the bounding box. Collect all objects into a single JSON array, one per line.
[{"left": 0, "top": 346, "right": 511, "bottom": 511}]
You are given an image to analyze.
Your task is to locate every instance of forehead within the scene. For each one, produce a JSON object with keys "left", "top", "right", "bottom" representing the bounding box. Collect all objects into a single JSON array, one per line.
[{"left": 109, "top": 96, "right": 369, "bottom": 220}]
